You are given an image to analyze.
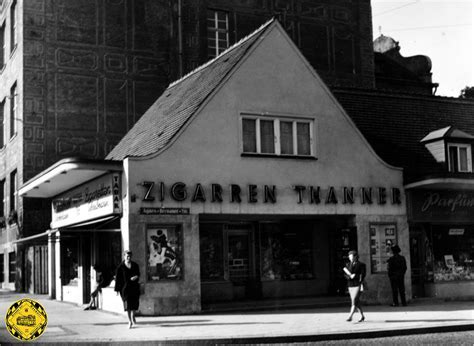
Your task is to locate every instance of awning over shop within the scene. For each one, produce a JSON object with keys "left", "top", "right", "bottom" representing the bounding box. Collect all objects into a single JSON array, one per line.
[
  {"left": 13, "top": 230, "right": 52, "bottom": 244},
  {"left": 19, "top": 157, "right": 122, "bottom": 198}
]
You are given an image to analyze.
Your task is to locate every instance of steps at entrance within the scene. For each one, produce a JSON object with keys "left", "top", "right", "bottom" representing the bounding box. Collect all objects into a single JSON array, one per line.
[{"left": 202, "top": 296, "right": 350, "bottom": 313}]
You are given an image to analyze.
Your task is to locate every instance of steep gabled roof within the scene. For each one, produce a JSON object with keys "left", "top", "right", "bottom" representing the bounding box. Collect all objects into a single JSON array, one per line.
[
  {"left": 333, "top": 88, "right": 474, "bottom": 183},
  {"left": 106, "top": 19, "right": 275, "bottom": 160}
]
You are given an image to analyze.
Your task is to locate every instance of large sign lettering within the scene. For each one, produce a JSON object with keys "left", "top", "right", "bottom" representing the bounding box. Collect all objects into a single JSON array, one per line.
[
  {"left": 409, "top": 189, "right": 474, "bottom": 222},
  {"left": 51, "top": 173, "right": 121, "bottom": 229},
  {"left": 138, "top": 181, "right": 402, "bottom": 206}
]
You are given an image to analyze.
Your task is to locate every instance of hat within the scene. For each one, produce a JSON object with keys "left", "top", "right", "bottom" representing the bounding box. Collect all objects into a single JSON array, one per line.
[
  {"left": 348, "top": 250, "right": 358, "bottom": 257},
  {"left": 391, "top": 245, "right": 401, "bottom": 254}
]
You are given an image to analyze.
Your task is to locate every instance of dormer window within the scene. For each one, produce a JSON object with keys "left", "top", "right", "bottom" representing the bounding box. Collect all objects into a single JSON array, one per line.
[
  {"left": 421, "top": 126, "right": 474, "bottom": 174},
  {"left": 448, "top": 143, "right": 472, "bottom": 172}
]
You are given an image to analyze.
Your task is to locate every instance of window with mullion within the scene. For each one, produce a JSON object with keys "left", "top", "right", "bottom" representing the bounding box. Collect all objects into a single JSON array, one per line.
[
  {"left": 10, "top": 83, "right": 16, "bottom": 138},
  {"left": 0, "top": 99, "right": 4, "bottom": 147},
  {"left": 10, "top": 0, "right": 17, "bottom": 53},
  {"left": 0, "top": 22, "right": 5, "bottom": 67},
  {"left": 0, "top": 179, "right": 4, "bottom": 218},
  {"left": 242, "top": 116, "right": 314, "bottom": 157},
  {"left": 207, "top": 9, "right": 229, "bottom": 58},
  {"left": 8, "top": 251, "right": 15, "bottom": 282},
  {"left": 10, "top": 169, "right": 16, "bottom": 212},
  {"left": 448, "top": 143, "right": 472, "bottom": 172}
]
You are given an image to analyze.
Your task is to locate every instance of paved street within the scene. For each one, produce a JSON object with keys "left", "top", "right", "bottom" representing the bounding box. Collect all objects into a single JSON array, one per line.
[{"left": 0, "top": 292, "right": 473, "bottom": 344}]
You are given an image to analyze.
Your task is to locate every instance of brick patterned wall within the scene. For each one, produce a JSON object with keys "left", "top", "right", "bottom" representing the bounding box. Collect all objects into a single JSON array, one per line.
[
  {"left": 22, "top": 0, "right": 174, "bottom": 182},
  {"left": 1, "top": 0, "right": 377, "bottom": 238},
  {"left": 18, "top": 0, "right": 177, "bottom": 235},
  {"left": 0, "top": 0, "right": 25, "bottom": 242},
  {"left": 203, "top": 0, "right": 375, "bottom": 89}
]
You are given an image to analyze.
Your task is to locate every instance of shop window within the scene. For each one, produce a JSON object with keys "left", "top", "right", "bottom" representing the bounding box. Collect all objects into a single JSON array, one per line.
[
  {"left": 431, "top": 227, "right": 474, "bottom": 281},
  {"left": 146, "top": 224, "right": 183, "bottom": 281},
  {"left": 96, "top": 232, "right": 122, "bottom": 286},
  {"left": 10, "top": 0, "right": 17, "bottom": 53},
  {"left": 242, "top": 116, "right": 314, "bottom": 157},
  {"left": 447, "top": 143, "right": 472, "bottom": 173},
  {"left": 10, "top": 83, "right": 17, "bottom": 138},
  {"left": 369, "top": 224, "right": 397, "bottom": 273},
  {"left": 200, "top": 223, "right": 225, "bottom": 281},
  {"left": 61, "top": 240, "right": 78, "bottom": 286},
  {"left": 0, "top": 253, "right": 4, "bottom": 282},
  {"left": 8, "top": 251, "right": 15, "bottom": 282},
  {"left": 207, "top": 9, "right": 229, "bottom": 58},
  {"left": 260, "top": 222, "right": 314, "bottom": 280}
]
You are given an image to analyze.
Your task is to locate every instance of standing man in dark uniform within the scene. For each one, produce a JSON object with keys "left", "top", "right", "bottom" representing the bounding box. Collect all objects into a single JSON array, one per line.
[{"left": 387, "top": 245, "right": 407, "bottom": 306}]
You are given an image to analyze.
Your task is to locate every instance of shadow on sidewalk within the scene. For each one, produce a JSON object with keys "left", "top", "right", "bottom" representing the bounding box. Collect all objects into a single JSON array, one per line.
[{"left": 386, "top": 319, "right": 474, "bottom": 323}]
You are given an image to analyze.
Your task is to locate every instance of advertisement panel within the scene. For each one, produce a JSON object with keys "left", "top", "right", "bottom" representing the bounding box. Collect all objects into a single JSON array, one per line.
[{"left": 51, "top": 173, "right": 121, "bottom": 228}]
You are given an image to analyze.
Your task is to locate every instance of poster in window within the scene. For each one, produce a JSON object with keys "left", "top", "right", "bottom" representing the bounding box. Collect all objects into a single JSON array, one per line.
[
  {"left": 370, "top": 223, "right": 397, "bottom": 273},
  {"left": 147, "top": 225, "right": 183, "bottom": 281}
]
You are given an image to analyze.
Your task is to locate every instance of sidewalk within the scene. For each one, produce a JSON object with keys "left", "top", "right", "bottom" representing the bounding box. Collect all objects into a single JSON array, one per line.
[{"left": 0, "top": 292, "right": 473, "bottom": 344}]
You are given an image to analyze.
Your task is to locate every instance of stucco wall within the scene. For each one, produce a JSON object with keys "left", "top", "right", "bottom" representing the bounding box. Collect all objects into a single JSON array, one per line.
[
  {"left": 126, "top": 26, "right": 405, "bottom": 217},
  {"left": 120, "top": 25, "right": 407, "bottom": 313},
  {"left": 127, "top": 214, "right": 201, "bottom": 315},
  {"left": 352, "top": 214, "right": 411, "bottom": 304}
]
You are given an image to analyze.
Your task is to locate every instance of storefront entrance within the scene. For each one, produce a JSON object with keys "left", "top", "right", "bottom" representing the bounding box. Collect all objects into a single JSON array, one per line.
[
  {"left": 200, "top": 216, "right": 354, "bottom": 303},
  {"left": 227, "top": 227, "right": 256, "bottom": 300}
]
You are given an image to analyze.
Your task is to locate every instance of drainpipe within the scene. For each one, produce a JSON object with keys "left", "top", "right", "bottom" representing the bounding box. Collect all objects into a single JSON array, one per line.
[{"left": 177, "top": 0, "right": 183, "bottom": 77}]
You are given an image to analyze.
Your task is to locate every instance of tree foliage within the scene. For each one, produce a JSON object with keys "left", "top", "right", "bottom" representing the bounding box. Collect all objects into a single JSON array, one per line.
[{"left": 460, "top": 86, "right": 474, "bottom": 99}]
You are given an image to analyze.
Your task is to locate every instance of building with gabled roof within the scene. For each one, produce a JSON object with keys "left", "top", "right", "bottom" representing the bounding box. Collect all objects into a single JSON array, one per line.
[
  {"left": 21, "top": 19, "right": 408, "bottom": 314},
  {"left": 1, "top": 0, "right": 381, "bottom": 295},
  {"left": 334, "top": 88, "right": 474, "bottom": 299}
]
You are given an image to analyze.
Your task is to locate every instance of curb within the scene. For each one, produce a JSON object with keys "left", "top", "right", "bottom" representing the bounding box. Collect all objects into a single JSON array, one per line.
[{"left": 149, "top": 323, "right": 474, "bottom": 344}]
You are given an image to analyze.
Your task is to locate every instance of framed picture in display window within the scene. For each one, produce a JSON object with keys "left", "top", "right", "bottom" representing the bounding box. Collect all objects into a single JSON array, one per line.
[
  {"left": 146, "top": 224, "right": 183, "bottom": 281},
  {"left": 369, "top": 223, "right": 397, "bottom": 273}
]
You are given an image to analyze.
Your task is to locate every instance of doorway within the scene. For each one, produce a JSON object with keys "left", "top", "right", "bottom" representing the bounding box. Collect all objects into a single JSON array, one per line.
[{"left": 226, "top": 226, "right": 258, "bottom": 300}]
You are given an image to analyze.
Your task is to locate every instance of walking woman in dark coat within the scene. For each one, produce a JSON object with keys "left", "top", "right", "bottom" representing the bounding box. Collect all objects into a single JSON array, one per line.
[
  {"left": 343, "top": 250, "right": 366, "bottom": 322},
  {"left": 115, "top": 250, "right": 140, "bottom": 328}
]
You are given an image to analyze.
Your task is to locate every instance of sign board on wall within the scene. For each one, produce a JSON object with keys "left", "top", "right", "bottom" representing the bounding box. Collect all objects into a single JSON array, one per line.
[
  {"left": 408, "top": 190, "right": 474, "bottom": 223},
  {"left": 51, "top": 173, "right": 121, "bottom": 229}
]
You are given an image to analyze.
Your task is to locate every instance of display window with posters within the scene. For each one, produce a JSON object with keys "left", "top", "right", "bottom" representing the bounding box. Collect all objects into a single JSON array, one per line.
[
  {"left": 429, "top": 226, "right": 474, "bottom": 282},
  {"left": 147, "top": 225, "right": 183, "bottom": 281},
  {"left": 370, "top": 223, "right": 397, "bottom": 273}
]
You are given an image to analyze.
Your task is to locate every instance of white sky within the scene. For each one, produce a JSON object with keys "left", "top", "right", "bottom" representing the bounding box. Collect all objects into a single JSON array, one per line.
[{"left": 371, "top": 0, "right": 474, "bottom": 97}]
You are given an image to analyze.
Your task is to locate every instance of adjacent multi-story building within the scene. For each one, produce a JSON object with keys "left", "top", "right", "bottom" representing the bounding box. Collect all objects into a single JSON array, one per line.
[{"left": 0, "top": 0, "right": 384, "bottom": 293}]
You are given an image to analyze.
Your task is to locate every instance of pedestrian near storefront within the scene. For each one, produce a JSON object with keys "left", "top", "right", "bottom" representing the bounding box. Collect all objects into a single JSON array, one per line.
[
  {"left": 343, "top": 250, "right": 366, "bottom": 322},
  {"left": 115, "top": 250, "right": 141, "bottom": 328},
  {"left": 84, "top": 263, "right": 111, "bottom": 310},
  {"left": 387, "top": 245, "right": 407, "bottom": 306}
]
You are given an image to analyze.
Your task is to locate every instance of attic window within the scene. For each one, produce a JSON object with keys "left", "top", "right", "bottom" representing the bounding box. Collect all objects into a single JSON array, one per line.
[
  {"left": 421, "top": 126, "right": 474, "bottom": 173},
  {"left": 448, "top": 143, "right": 472, "bottom": 173}
]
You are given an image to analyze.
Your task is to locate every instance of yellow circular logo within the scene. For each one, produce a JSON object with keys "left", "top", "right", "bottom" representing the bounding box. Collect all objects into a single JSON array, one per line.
[{"left": 5, "top": 298, "right": 48, "bottom": 341}]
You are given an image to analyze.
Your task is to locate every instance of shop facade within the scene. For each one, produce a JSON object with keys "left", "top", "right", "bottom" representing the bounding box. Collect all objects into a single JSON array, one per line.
[
  {"left": 407, "top": 188, "right": 474, "bottom": 299},
  {"left": 20, "top": 159, "right": 123, "bottom": 309},
  {"left": 21, "top": 21, "right": 410, "bottom": 315},
  {"left": 107, "top": 21, "right": 409, "bottom": 315}
]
